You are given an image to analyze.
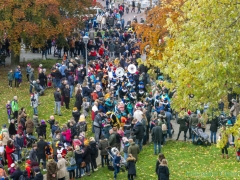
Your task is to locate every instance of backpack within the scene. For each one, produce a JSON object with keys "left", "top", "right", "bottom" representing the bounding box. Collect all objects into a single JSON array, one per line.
[
  {"left": 69, "top": 156, "right": 76, "bottom": 166},
  {"left": 162, "top": 124, "right": 167, "bottom": 132}
]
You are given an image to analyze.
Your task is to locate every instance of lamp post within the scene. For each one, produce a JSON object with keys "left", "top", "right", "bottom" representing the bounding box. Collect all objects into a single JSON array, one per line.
[{"left": 83, "top": 35, "right": 89, "bottom": 74}]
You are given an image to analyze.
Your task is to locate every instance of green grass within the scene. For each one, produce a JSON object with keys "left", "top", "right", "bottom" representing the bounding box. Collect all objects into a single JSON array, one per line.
[
  {"left": 1, "top": 60, "right": 94, "bottom": 137},
  {"left": 1, "top": 60, "right": 239, "bottom": 180},
  {"left": 80, "top": 141, "right": 239, "bottom": 180}
]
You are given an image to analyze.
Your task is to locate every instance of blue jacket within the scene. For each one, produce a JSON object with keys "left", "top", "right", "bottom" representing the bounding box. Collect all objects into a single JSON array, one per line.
[
  {"left": 68, "top": 75, "right": 74, "bottom": 86},
  {"left": 113, "top": 155, "right": 121, "bottom": 166},
  {"left": 14, "top": 71, "right": 20, "bottom": 79},
  {"left": 59, "top": 65, "right": 67, "bottom": 76}
]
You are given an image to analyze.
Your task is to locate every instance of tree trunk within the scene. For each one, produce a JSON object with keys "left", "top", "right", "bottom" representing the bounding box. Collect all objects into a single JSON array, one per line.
[{"left": 11, "top": 50, "right": 20, "bottom": 66}]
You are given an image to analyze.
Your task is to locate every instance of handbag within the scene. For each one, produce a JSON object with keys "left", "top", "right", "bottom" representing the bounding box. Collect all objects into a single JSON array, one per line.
[{"left": 80, "top": 161, "right": 86, "bottom": 168}]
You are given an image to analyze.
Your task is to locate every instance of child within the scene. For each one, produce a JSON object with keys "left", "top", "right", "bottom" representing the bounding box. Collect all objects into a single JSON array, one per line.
[
  {"left": 6, "top": 100, "right": 11, "bottom": 122},
  {"left": 47, "top": 74, "right": 52, "bottom": 87},
  {"left": 45, "top": 142, "right": 53, "bottom": 160},
  {"left": 126, "top": 154, "right": 136, "bottom": 180},
  {"left": 237, "top": 148, "right": 240, "bottom": 161},
  {"left": 39, "top": 120, "right": 47, "bottom": 139},
  {"left": 9, "top": 163, "right": 16, "bottom": 175},
  {"left": 113, "top": 151, "right": 121, "bottom": 179},
  {"left": 82, "top": 98, "right": 90, "bottom": 117},
  {"left": 8, "top": 69, "right": 14, "bottom": 88}
]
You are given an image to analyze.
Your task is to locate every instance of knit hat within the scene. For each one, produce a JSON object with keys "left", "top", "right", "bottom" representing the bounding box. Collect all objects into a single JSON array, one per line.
[
  {"left": 79, "top": 115, "right": 86, "bottom": 122},
  {"left": 34, "top": 167, "right": 40, "bottom": 173},
  {"left": 89, "top": 137, "right": 95, "bottom": 142},
  {"left": 11, "top": 163, "right": 15, "bottom": 168}
]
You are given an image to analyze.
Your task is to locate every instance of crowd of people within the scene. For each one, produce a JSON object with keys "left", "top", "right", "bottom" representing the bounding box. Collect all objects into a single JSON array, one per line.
[{"left": 2, "top": 1, "right": 240, "bottom": 180}]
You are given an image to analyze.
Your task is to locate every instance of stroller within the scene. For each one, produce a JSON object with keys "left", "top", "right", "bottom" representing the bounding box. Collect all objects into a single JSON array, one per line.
[
  {"left": 192, "top": 127, "right": 211, "bottom": 146},
  {"left": 106, "top": 147, "right": 127, "bottom": 172},
  {"left": 26, "top": 134, "right": 38, "bottom": 148}
]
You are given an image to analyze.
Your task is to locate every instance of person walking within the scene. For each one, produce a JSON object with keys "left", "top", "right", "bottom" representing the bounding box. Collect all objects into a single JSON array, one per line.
[
  {"left": 54, "top": 88, "right": 62, "bottom": 116},
  {"left": 113, "top": 151, "right": 121, "bottom": 180},
  {"left": 151, "top": 123, "right": 162, "bottom": 155},
  {"left": 176, "top": 112, "right": 189, "bottom": 141},
  {"left": 137, "top": 2, "right": 141, "bottom": 13},
  {"left": 157, "top": 159, "right": 170, "bottom": 180},
  {"left": 126, "top": 154, "right": 136, "bottom": 180},
  {"left": 131, "top": 0, "right": 136, "bottom": 13}
]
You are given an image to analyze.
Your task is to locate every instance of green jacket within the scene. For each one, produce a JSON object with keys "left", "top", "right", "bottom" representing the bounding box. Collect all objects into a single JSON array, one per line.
[
  {"left": 8, "top": 72, "right": 14, "bottom": 81},
  {"left": 128, "top": 142, "right": 140, "bottom": 161},
  {"left": 109, "top": 133, "right": 116, "bottom": 147},
  {"left": 66, "top": 151, "right": 76, "bottom": 167},
  {"left": 11, "top": 100, "right": 19, "bottom": 112}
]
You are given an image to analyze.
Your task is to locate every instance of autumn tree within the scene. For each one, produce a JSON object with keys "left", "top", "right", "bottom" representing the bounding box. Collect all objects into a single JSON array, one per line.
[
  {"left": 0, "top": 0, "right": 92, "bottom": 65},
  {"left": 135, "top": 0, "right": 184, "bottom": 70}
]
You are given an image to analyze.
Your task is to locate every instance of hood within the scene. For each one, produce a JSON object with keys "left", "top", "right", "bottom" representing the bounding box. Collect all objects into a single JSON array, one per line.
[
  {"left": 75, "top": 150, "right": 83, "bottom": 155},
  {"left": 127, "top": 157, "right": 136, "bottom": 161},
  {"left": 130, "top": 142, "right": 136, "bottom": 146}
]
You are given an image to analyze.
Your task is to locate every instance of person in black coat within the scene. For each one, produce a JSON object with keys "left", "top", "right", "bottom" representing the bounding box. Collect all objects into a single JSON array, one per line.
[
  {"left": 10, "top": 166, "right": 23, "bottom": 180},
  {"left": 157, "top": 159, "right": 170, "bottom": 180},
  {"left": 75, "top": 89, "right": 83, "bottom": 111},
  {"left": 39, "top": 120, "right": 47, "bottom": 139},
  {"left": 64, "top": 85, "right": 70, "bottom": 109},
  {"left": 176, "top": 113, "right": 189, "bottom": 141},
  {"left": 72, "top": 108, "right": 81, "bottom": 123},
  {"left": 89, "top": 138, "right": 99, "bottom": 172},
  {"left": 133, "top": 121, "right": 145, "bottom": 151},
  {"left": 82, "top": 144, "right": 92, "bottom": 176},
  {"left": 210, "top": 116, "right": 218, "bottom": 144},
  {"left": 9, "top": 119, "right": 17, "bottom": 136},
  {"left": 126, "top": 154, "right": 136, "bottom": 180},
  {"left": 38, "top": 71, "right": 47, "bottom": 88},
  {"left": 37, "top": 137, "right": 48, "bottom": 170},
  {"left": 33, "top": 167, "right": 43, "bottom": 180}
]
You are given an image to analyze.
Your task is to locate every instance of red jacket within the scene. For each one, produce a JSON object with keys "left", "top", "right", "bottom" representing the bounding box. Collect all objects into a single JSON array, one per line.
[
  {"left": 98, "top": 47, "right": 104, "bottom": 56},
  {"left": 90, "top": 51, "right": 97, "bottom": 57}
]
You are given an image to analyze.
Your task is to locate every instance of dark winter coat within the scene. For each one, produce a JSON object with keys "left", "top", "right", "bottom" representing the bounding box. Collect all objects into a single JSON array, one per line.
[
  {"left": 33, "top": 173, "right": 43, "bottom": 180},
  {"left": 99, "top": 139, "right": 109, "bottom": 156},
  {"left": 72, "top": 110, "right": 81, "bottom": 123},
  {"left": 82, "top": 146, "right": 91, "bottom": 164},
  {"left": 89, "top": 141, "right": 99, "bottom": 158},
  {"left": 177, "top": 117, "right": 188, "bottom": 131},
  {"left": 133, "top": 122, "right": 145, "bottom": 140},
  {"left": 10, "top": 168, "right": 23, "bottom": 180},
  {"left": 157, "top": 165, "right": 170, "bottom": 180},
  {"left": 126, "top": 157, "right": 136, "bottom": 175},
  {"left": 75, "top": 149, "right": 83, "bottom": 165},
  {"left": 29, "top": 149, "right": 38, "bottom": 162},
  {"left": 39, "top": 123, "right": 47, "bottom": 135},
  {"left": 38, "top": 72, "right": 47, "bottom": 87},
  {"left": 189, "top": 113, "right": 199, "bottom": 127},
  {"left": 151, "top": 125, "right": 162, "bottom": 143},
  {"left": 75, "top": 94, "right": 83, "bottom": 110},
  {"left": 9, "top": 123, "right": 17, "bottom": 136},
  {"left": 37, "top": 140, "right": 48, "bottom": 158},
  {"left": 210, "top": 117, "right": 218, "bottom": 132}
]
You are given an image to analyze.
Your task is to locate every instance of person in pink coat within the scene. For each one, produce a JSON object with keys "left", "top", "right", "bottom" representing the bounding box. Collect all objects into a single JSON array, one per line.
[{"left": 61, "top": 125, "right": 72, "bottom": 143}]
